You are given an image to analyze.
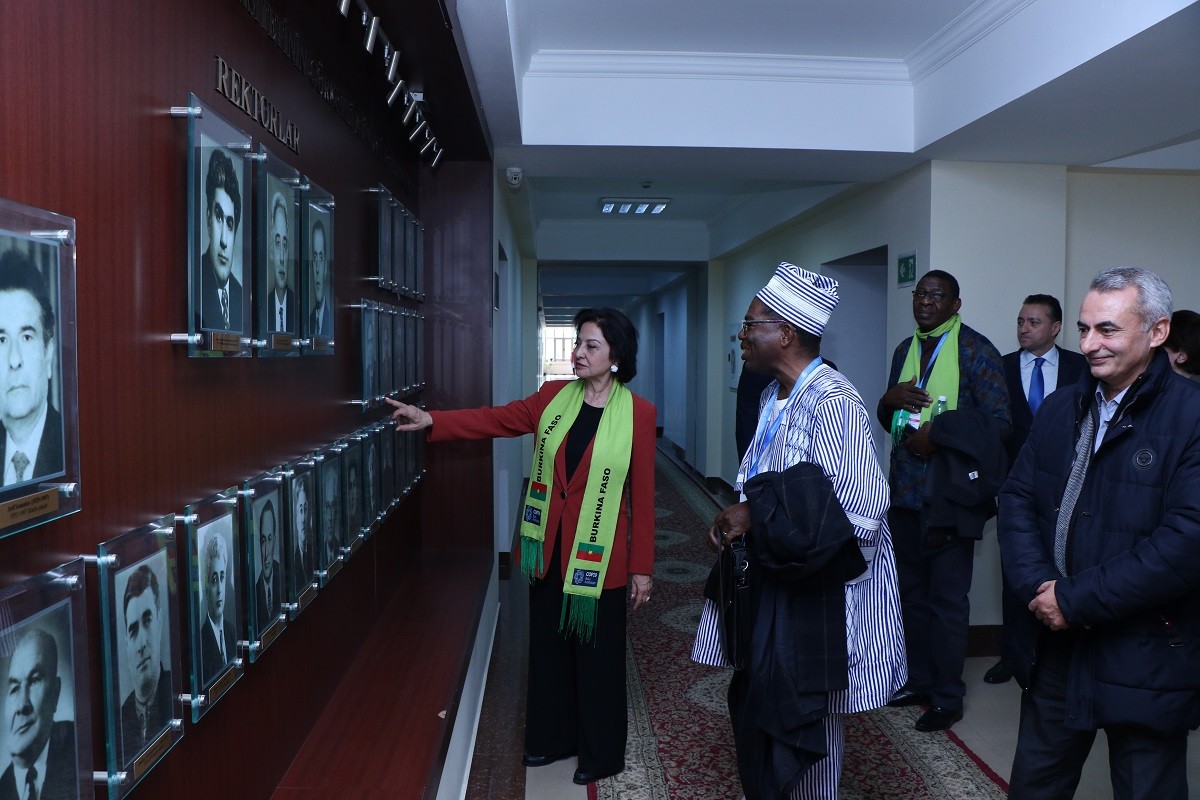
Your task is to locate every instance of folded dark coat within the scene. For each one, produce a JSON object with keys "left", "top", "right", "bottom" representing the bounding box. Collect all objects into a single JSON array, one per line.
[{"left": 922, "top": 407, "right": 1008, "bottom": 539}]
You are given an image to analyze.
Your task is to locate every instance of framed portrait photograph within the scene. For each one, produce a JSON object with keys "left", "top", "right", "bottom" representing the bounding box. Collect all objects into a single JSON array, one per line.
[
  {"left": 375, "top": 187, "right": 395, "bottom": 292},
  {"left": 380, "top": 420, "right": 396, "bottom": 514},
  {"left": 341, "top": 439, "right": 364, "bottom": 544},
  {"left": 97, "top": 519, "right": 184, "bottom": 796},
  {"left": 378, "top": 304, "right": 395, "bottom": 399},
  {"left": 0, "top": 197, "right": 82, "bottom": 540},
  {"left": 403, "top": 212, "right": 419, "bottom": 300},
  {"left": 362, "top": 426, "right": 381, "bottom": 536},
  {"left": 393, "top": 309, "right": 407, "bottom": 396},
  {"left": 360, "top": 301, "right": 378, "bottom": 407},
  {"left": 316, "top": 448, "right": 346, "bottom": 583},
  {"left": 283, "top": 461, "right": 318, "bottom": 618},
  {"left": 184, "top": 489, "right": 244, "bottom": 720},
  {"left": 392, "top": 205, "right": 409, "bottom": 298},
  {"left": 403, "top": 312, "right": 417, "bottom": 393},
  {"left": 0, "top": 559, "right": 92, "bottom": 800},
  {"left": 242, "top": 470, "right": 286, "bottom": 661},
  {"left": 413, "top": 220, "right": 425, "bottom": 301},
  {"left": 301, "top": 180, "right": 335, "bottom": 355},
  {"left": 186, "top": 94, "right": 252, "bottom": 357},
  {"left": 256, "top": 146, "right": 301, "bottom": 357},
  {"left": 415, "top": 312, "right": 425, "bottom": 389}
]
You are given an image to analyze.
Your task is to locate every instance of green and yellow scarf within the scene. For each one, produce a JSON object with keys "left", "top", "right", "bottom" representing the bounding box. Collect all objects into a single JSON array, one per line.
[
  {"left": 890, "top": 314, "right": 961, "bottom": 447},
  {"left": 520, "top": 379, "right": 633, "bottom": 643}
]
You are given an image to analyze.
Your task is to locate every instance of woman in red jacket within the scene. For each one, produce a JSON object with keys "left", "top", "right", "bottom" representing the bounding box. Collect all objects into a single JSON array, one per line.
[{"left": 387, "top": 307, "right": 656, "bottom": 786}]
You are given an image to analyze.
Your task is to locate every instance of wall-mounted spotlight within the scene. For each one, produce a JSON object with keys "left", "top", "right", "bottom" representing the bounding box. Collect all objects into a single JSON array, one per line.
[
  {"left": 431, "top": 148, "right": 444, "bottom": 169},
  {"left": 420, "top": 137, "right": 437, "bottom": 156},
  {"left": 365, "top": 16, "right": 379, "bottom": 53},
  {"left": 402, "top": 96, "right": 420, "bottom": 125},
  {"left": 408, "top": 119, "right": 427, "bottom": 141},
  {"left": 387, "top": 79, "right": 407, "bottom": 107},
  {"left": 387, "top": 50, "right": 401, "bottom": 83},
  {"left": 339, "top": 0, "right": 353, "bottom": 16}
]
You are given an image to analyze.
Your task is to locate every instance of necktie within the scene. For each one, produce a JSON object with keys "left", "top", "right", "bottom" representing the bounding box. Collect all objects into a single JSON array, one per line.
[
  {"left": 279, "top": 306, "right": 284, "bottom": 330},
  {"left": 138, "top": 705, "right": 148, "bottom": 744},
  {"left": 25, "top": 766, "right": 37, "bottom": 800},
  {"left": 1054, "top": 406, "right": 1097, "bottom": 575},
  {"left": 266, "top": 578, "right": 272, "bottom": 613},
  {"left": 220, "top": 287, "right": 229, "bottom": 328},
  {"left": 12, "top": 451, "right": 29, "bottom": 482},
  {"left": 218, "top": 627, "right": 226, "bottom": 661},
  {"left": 1028, "top": 356, "right": 1046, "bottom": 414}
]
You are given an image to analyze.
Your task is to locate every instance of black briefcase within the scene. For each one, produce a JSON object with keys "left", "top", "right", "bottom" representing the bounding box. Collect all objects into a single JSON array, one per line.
[{"left": 716, "top": 536, "right": 752, "bottom": 670}]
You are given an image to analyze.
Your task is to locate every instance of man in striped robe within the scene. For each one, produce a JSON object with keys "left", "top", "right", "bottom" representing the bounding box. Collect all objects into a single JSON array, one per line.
[{"left": 694, "top": 262, "right": 907, "bottom": 799}]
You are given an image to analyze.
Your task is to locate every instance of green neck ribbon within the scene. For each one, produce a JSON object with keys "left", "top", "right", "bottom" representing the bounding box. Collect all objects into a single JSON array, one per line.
[
  {"left": 890, "top": 314, "right": 962, "bottom": 447},
  {"left": 520, "top": 379, "right": 634, "bottom": 643}
]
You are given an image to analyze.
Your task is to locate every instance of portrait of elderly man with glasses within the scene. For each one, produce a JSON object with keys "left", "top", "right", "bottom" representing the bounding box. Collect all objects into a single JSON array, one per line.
[{"left": 875, "top": 269, "right": 1011, "bottom": 733}]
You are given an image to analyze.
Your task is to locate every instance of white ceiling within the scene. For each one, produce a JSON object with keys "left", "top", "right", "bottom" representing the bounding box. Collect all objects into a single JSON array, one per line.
[{"left": 452, "top": 0, "right": 1200, "bottom": 323}]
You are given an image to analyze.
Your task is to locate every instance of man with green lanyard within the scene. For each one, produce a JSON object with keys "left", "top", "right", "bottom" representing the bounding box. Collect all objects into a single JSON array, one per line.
[{"left": 876, "top": 270, "right": 1010, "bottom": 733}]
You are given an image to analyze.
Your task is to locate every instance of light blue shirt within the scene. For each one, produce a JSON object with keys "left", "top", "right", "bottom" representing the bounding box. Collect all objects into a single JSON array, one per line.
[
  {"left": 1094, "top": 384, "right": 1130, "bottom": 452},
  {"left": 1020, "top": 347, "right": 1061, "bottom": 401}
]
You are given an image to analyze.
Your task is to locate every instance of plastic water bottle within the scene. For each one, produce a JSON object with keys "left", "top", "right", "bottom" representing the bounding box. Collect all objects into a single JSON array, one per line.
[{"left": 932, "top": 395, "right": 948, "bottom": 418}]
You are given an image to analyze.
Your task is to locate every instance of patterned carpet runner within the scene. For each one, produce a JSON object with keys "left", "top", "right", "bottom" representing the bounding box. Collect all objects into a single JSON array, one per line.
[{"left": 594, "top": 452, "right": 1007, "bottom": 799}]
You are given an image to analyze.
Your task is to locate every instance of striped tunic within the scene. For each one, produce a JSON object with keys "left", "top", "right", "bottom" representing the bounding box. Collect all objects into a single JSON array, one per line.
[{"left": 695, "top": 363, "right": 907, "bottom": 713}]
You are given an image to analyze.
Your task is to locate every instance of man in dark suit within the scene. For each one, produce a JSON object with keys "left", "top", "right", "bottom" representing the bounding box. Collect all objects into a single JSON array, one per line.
[
  {"left": 255, "top": 498, "right": 283, "bottom": 632},
  {"left": 267, "top": 191, "right": 295, "bottom": 333},
  {"left": 1, "top": 628, "right": 77, "bottom": 800},
  {"left": 199, "top": 531, "right": 237, "bottom": 686},
  {"left": 198, "top": 148, "right": 243, "bottom": 332},
  {"left": 119, "top": 565, "right": 172, "bottom": 765},
  {"left": 985, "top": 293, "right": 1088, "bottom": 684},
  {"left": 289, "top": 475, "right": 315, "bottom": 598},
  {"left": 0, "top": 250, "right": 64, "bottom": 488},
  {"left": 308, "top": 219, "right": 332, "bottom": 338}
]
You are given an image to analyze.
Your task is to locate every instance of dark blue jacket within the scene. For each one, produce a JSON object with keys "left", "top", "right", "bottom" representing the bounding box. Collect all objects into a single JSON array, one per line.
[{"left": 999, "top": 350, "right": 1200, "bottom": 733}]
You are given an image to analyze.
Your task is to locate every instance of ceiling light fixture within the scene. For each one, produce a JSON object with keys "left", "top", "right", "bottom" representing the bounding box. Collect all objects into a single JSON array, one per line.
[{"left": 598, "top": 198, "right": 670, "bottom": 215}]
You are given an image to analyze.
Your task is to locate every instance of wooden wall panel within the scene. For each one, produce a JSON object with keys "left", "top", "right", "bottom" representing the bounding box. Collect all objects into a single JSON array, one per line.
[{"left": 0, "top": 2, "right": 493, "bottom": 798}]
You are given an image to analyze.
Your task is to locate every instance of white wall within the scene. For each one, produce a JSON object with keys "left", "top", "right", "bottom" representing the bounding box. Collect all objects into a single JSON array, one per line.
[{"left": 1066, "top": 170, "right": 1200, "bottom": 317}]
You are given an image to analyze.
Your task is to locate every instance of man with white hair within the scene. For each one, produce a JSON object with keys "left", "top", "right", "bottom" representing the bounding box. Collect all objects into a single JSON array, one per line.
[
  {"left": 695, "top": 262, "right": 906, "bottom": 799},
  {"left": 198, "top": 530, "right": 236, "bottom": 686},
  {"left": 1000, "top": 267, "right": 1200, "bottom": 800}
]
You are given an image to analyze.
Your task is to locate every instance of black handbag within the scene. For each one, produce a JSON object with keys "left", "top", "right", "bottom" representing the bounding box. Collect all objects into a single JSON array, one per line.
[{"left": 716, "top": 536, "right": 752, "bottom": 670}]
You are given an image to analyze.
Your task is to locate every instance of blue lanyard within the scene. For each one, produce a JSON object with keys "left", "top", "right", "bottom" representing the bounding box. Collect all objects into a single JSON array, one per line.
[
  {"left": 915, "top": 333, "right": 948, "bottom": 389},
  {"left": 747, "top": 358, "right": 823, "bottom": 479}
]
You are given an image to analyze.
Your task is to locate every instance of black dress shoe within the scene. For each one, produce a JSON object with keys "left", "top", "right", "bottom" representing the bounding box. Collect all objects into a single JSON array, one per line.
[
  {"left": 521, "top": 752, "right": 573, "bottom": 767},
  {"left": 914, "top": 706, "right": 963, "bottom": 732},
  {"left": 886, "top": 688, "right": 932, "bottom": 707},
  {"left": 572, "top": 765, "right": 623, "bottom": 785},
  {"left": 983, "top": 660, "right": 1013, "bottom": 684}
]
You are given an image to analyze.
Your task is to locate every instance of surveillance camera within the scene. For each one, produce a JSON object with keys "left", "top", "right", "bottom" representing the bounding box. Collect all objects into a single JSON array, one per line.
[{"left": 505, "top": 167, "right": 523, "bottom": 191}]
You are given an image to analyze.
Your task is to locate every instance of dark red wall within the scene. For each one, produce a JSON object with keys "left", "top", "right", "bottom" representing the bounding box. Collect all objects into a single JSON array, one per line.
[{"left": 0, "top": 1, "right": 493, "bottom": 797}]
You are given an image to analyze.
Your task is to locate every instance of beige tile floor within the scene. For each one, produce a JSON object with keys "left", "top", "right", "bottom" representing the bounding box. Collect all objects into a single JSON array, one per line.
[{"left": 525, "top": 656, "right": 1200, "bottom": 799}]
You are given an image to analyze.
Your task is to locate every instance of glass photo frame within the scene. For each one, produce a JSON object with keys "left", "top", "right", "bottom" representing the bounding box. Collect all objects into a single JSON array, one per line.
[
  {"left": 378, "top": 304, "right": 395, "bottom": 399},
  {"left": 394, "top": 309, "right": 408, "bottom": 396},
  {"left": 186, "top": 93, "right": 252, "bottom": 357},
  {"left": 0, "top": 196, "right": 82, "bottom": 539},
  {"left": 414, "top": 221, "right": 425, "bottom": 301},
  {"left": 341, "top": 439, "right": 365, "bottom": 543},
  {"left": 415, "top": 312, "right": 425, "bottom": 389},
  {"left": 0, "top": 559, "right": 93, "bottom": 800},
  {"left": 404, "top": 212, "right": 419, "bottom": 300},
  {"left": 242, "top": 470, "right": 286, "bottom": 661},
  {"left": 256, "top": 145, "right": 301, "bottom": 357},
  {"left": 301, "top": 179, "right": 335, "bottom": 355},
  {"left": 315, "top": 447, "right": 347, "bottom": 583},
  {"left": 97, "top": 518, "right": 184, "bottom": 797},
  {"left": 362, "top": 426, "right": 382, "bottom": 536},
  {"left": 184, "top": 488, "right": 244, "bottom": 720},
  {"left": 375, "top": 187, "right": 395, "bottom": 292},
  {"left": 380, "top": 419, "right": 397, "bottom": 514},
  {"left": 390, "top": 203, "right": 405, "bottom": 298},
  {"left": 283, "top": 460, "right": 318, "bottom": 618},
  {"left": 404, "top": 312, "right": 417, "bottom": 393},
  {"left": 360, "top": 301, "right": 379, "bottom": 407}
]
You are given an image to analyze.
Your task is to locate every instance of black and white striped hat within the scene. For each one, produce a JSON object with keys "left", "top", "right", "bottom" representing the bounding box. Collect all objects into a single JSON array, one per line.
[{"left": 756, "top": 262, "right": 839, "bottom": 336}]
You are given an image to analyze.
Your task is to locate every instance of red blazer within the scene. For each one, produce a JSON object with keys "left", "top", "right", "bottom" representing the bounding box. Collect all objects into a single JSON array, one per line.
[{"left": 429, "top": 379, "right": 657, "bottom": 589}]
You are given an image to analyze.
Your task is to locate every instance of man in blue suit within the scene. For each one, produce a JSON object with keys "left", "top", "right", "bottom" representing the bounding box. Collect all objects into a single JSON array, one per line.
[{"left": 985, "top": 294, "right": 1088, "bottom": 685}]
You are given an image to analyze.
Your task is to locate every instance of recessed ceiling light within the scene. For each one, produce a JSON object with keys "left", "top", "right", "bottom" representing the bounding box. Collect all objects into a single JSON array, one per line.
[{"left": 598, "top": 197, "right": 670, "bottom": 215}]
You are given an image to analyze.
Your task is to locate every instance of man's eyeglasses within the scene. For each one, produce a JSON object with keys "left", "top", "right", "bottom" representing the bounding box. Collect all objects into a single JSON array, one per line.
[
  {"left": 912, "top": 289, "right": 950, "bottom": 302},
  {"left": 740, "top": 319, "right": 787, "bottom": 334}
]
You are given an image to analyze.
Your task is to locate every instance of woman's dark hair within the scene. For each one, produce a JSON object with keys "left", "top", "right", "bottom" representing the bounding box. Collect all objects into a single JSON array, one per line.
[
  {"left": 574, "top": 307, "right": 638, "bottom": 383},
  {"left": 1165, "top": 309, "right": 1200, "bottom": 375}
]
